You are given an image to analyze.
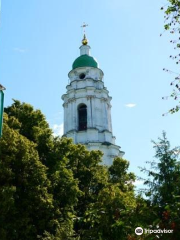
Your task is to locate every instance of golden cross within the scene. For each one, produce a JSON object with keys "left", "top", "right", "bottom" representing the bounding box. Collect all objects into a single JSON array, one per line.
[{"left": 81, "top": 23, "right": 88, "bottom": 33}]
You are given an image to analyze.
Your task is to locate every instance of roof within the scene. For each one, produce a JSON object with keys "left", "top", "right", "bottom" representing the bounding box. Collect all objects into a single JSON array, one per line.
[{"left": 72, "top": 54, "right": 98, "bottom": 69}]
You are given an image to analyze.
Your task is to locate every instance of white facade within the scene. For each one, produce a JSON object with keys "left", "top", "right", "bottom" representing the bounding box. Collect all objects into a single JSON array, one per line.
[{"left": 62, "top": 41, "right": 124, "bottom": 165}]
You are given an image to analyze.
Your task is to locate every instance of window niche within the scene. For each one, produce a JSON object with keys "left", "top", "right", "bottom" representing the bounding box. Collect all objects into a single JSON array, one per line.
[
  {"left": 79, "top": 73, "right": 86, "bottom": 79},
  {"left": 78, "top": 104, "right": 87, "bottom": 131}
]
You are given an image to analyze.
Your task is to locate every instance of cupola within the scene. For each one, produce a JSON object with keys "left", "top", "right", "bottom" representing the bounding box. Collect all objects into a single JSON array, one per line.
[{"left": 72, "top": 34, "right": 99, "bottom": 70}]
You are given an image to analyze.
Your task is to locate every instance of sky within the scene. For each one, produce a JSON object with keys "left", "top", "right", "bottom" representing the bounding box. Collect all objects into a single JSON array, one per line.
[{"left": 0, "top": 0, "right": 180, "bottom": 184}]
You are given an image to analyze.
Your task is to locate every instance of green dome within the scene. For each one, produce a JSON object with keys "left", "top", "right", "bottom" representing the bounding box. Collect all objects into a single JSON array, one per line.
[{"left": 72, "top": 54, "right": 98, "bottom": 69}]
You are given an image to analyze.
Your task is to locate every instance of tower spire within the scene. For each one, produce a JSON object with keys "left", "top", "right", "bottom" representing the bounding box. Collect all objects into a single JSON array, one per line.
[{"left": 81, "top": 23, "right": 88, "bottom": 45}]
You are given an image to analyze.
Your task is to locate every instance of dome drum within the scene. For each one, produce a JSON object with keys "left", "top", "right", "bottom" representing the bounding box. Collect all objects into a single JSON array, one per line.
[{"left": 68, "top": 67, "right": 104, "bottom": 82}]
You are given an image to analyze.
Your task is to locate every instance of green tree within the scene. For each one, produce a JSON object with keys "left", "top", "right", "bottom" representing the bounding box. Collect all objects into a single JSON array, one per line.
[
  {"left": 3, "top": 101, "right": 110, "bottom": 239},
  {"left": 46, "top": 137, "right": 82, "bottom": 238},
  {"left": 4, "top": 99, "right": 53, "bottom": 164},
  {"left": 0, "top": 113, "right": 58, "bottom": 240},
  {"left": 161, "top": 1, "right": 180, "bottom": 114},
  {"left": 2, "top": 100, "right": 142, "bottom": 240},
  {"left": 47, "top": 137, "right": 139, "bottom": 240},
  {"left": 141, "top": 132, "right": 180, "bottom": 239},
  {"left": 77, "top": 157, "right": 137, "bottom": 240},
  {"left": 3, "top": 102, "right": 84, "bottom": 239}
]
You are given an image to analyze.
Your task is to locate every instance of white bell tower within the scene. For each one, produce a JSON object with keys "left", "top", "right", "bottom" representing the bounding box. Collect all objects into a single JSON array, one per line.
[{"left": 62, "top": 34, "right": 124, "bottom": 165}]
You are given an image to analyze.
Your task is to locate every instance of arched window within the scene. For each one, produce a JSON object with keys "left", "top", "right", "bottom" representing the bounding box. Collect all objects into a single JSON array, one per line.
[{"left": 78, "top": 104, "right": 87, "bottom": 131}]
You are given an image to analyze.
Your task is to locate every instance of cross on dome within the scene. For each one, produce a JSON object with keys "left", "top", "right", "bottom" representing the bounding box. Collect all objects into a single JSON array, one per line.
[
  {"left": 81, "top": 23, "right": 88, "bottom": 45},
  {"left": 81, "top": 23, "right": 88, "bottom": 33}
]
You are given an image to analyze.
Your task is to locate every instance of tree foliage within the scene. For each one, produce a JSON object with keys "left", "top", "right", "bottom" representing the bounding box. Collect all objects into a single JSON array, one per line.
[
  {"left": 161, "top": 1, "right": 180, "bottom": 114},
  {"left": 4, "top": 99, "right": 53, "bottom": 164},
  {"left": 141, "top": 132, "right": 180, "bottom": 239},
  {"left": 0, "top": 100, "right": 139, "bottom": 240},
  {"left": 3, "top": 100, "right": 179, "bottom": 239},
  {"left": 0, "top": 113, "right": 58, "bottom": 239}
]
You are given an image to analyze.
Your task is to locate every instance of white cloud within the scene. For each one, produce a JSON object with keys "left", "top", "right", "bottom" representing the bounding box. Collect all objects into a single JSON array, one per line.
[
  {"left": 133, "top": 180, "right": 144, "bottom": 186},
  {"left": 52, "top": 123, "right": 64, "bottom": 137},
  {"left": 13, "top": 47, "right": 26, "bottom": 53},
  {"left": 125, "top": 103, "right": 136, "bottom": 108}
]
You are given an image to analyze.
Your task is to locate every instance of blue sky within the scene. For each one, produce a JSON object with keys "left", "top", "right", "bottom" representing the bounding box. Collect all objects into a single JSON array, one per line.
[{"left": 0, "top": 0, "right": 179, "bottom": 181}]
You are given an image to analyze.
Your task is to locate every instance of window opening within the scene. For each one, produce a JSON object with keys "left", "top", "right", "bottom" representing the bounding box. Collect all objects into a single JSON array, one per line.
[
  {"left": 78, "top": 104, "right": 87, "bottom": 130},
  {"left": 79, "top": 73, "right": 86, "bottom": 79}
]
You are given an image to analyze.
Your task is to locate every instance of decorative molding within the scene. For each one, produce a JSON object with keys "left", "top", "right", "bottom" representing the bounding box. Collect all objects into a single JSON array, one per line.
[
  {"left": 101, "top": 97, "right": 108, "bottom": 102},
  {"left": 66, "top": 129, "right": 77, "bottom": 134},
  {"left": 86, "top": 95, "right": 96, "bottom": 100},
  {"left": 63, "top": 103, "right": 68, "bottom": 107},
  {"left": 68, "top": 97, "right": 76, "bottom": 103},
  {"left": 86, "top": 142, "right": 101, "bottom": 146}
]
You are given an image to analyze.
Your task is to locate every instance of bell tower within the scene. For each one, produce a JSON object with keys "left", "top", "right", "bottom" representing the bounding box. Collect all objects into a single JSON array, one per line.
[{"left": 62, "top": 34, "right": 124, "bottom": 165}]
